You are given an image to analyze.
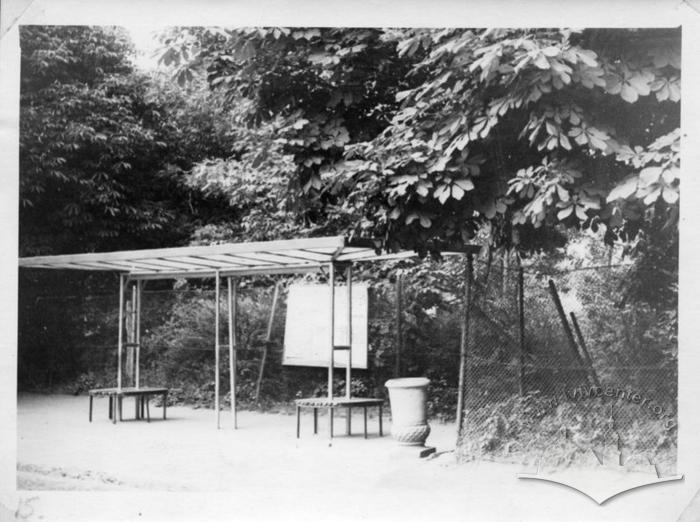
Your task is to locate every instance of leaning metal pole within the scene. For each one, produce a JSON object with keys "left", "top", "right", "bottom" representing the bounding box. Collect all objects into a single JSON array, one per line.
[{"left": 215, "top": 270, "right": 221, "bottom": 429}]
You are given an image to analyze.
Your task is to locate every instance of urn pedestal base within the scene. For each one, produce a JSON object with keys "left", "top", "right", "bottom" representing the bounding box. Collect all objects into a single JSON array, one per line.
[
  {"left": 389, "top": 445, "right": 437, "bottom": 460},
  {"left": 390, "top": 423, "right": 431, "bottom": 446}
]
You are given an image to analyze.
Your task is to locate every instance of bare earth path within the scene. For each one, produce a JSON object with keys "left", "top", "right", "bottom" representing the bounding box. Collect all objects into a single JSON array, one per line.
[{"left": 15, "top": 393, "right": 689, "bottom": 521}]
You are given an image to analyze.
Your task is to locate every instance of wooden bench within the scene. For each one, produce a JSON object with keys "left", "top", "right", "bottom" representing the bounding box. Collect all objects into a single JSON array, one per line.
[
  {"left": 295, "top": 397, "right": 384, "bottom": 439},
  {"left": 89, "top": 387, "right": 168, "bottom": 424}
]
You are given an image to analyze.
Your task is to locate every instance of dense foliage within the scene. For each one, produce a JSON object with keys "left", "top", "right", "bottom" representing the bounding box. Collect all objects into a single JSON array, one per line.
[
  {"left": 19, "top": 26, "right": 235, "bottom": 255},
  {"left": 159, "top": 28, "right": 680, "bottom": 258}
]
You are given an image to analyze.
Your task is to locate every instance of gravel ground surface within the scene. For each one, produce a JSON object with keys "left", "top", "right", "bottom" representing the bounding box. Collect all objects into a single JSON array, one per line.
[{"left": 14, "top": 393, "right": 693, "bottom": 521}]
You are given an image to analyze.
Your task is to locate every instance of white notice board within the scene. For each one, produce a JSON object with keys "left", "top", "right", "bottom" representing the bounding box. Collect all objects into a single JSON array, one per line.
[{"left": 283, "top": 283, "right": 368, "bottom": 369}]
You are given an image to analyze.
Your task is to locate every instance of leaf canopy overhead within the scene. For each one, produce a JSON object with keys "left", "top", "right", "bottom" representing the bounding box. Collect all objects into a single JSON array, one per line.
[{"left": 160, "top": 26, "right": 680, "bottom": 256}]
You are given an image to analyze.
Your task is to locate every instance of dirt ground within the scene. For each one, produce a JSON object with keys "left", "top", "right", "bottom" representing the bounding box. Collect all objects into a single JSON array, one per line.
[
  {"left": 18, "top": 393, "right": 467, "bottom": 491},
  {"left": 14, "top": 393, "right": 693, "bottom": 521}
]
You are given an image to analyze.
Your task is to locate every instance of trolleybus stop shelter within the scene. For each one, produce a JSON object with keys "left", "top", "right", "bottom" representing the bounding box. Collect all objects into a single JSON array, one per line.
[{"left": 19, "top": 235, "right": 480, "bottom": 439}]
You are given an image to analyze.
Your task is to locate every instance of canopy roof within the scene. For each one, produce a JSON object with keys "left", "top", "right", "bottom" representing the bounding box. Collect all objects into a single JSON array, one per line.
[{"left": 18, "top": 235, "right": 479, "bottom": 280}]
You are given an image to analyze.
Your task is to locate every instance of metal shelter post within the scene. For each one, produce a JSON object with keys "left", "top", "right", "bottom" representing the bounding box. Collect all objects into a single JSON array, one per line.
[
  {"left": 345, "top": 264, "right": 353, "bottom": 436},
  {"left": 395, "top": 270, "right": 403, "bottom": 378},
  {"left": 131, "top": 283, "right": 138, "bottom": 385},
  {"left": 328, "top": 262, "right": 336, "bottom": 441},
  {"left": 136, "top": 279, "right": 142, "bottom": 389},
  {"left": 117, "top": 274, "right": 125, "bottom": 391},
  {"left": 228, "top": 276, "right": 238, "bottom": 429},
  {"left": 517, "top": 263, "right": 525, "bottom": 396},
  {"left": 125, "top": 285, "right": 136, "bottom": 386},
  {"left": 215, "top": 270, "right": 221, "bottom": 429}
]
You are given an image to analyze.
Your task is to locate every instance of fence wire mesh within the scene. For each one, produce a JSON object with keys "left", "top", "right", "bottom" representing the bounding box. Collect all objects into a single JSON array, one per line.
[{"left": 456, "top": 259, "right": 677, "bottom": 476}]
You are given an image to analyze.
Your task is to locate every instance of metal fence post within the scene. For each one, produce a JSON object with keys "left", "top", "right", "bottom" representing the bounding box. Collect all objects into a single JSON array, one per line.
[{"left": 456, "top": 252, "right": 473, "bottom": 439}]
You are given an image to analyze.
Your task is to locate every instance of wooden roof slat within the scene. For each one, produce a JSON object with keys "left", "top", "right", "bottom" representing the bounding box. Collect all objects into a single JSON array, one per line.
[
  {"left": 304, "top": 246, "right": 340, "bottom": 254},
  {"left": 52, "top": 262, "right": 109, "bottom": 271},
  {"left": 336, "top": 250, "right": 414, "bottom": 262},
  {"left": 80, "top": 260, "right": 166, "bottom": 272},
  {"left": 293, "top": 249, "right": 340, "bottom": 261},
  {"left": 201, "top": 254, "right": 276, "bottom": 266},
  {"left": 167, "top": 256, "right": 247, "bottom": 269},
  {"left": 224, "top": 251, "right": 323, "bottom": 265},
  {"left": 256, "top": 250, "right": 333, "bottom": 263},
  {"left": 141, "top": 258, "right": 216, "bottom": 271},
  {"left": 129, "top": 264, "right": 324, "bottom": 280},
  {"left": 334, "top": 249, "right": 380, "bottom": 262}
]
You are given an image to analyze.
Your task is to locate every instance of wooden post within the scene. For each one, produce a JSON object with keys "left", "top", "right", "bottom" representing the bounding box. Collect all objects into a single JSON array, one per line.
[
  {"left": 255, "top": 281, "right": 280, "bottom": 405},
  {"left": 328, "top": 263, "right": 336, "bottom": 442},
  {"left": 456, "top": 253, "right": 473, "bottom": 438},
  {"left": 135, "top": 280, "right": 142, "bottom": 389},
  {"left": 518, "top": 263, "right": 525, "bottom": 396},
  {"left": 215, "top": 271, "right": 221, "bottom": 429},
  {"left": 117, "top": 274, "right": 125, "bottom": 391},
  {"left": 395, "top": 271, "right": 403, "bottom": 378},
  {"left": 570, "top": 312, "right": 601, "bottom": 387},
  {"left": 547, "top": 280, "right": 588, "bottom": 380},
  {"left": 228, "top": 277, "right": 237, "bottom": 429}
]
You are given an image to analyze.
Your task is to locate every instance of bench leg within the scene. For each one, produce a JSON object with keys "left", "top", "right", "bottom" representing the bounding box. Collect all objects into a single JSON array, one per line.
[
  {"left": 118, "top": 396, "right": 123, "bottom": 421},
  {"left": 135, "top": 397, "right": 140, "bottom": 420},
  {"left": 108, "top": 396, "right": 113, "bottom": 420},
  {"left": 112, "top": 396, "right": 117, "bottom": 424},
  {"left": 329, "top": 408, "right": 334, "bottom": 440},
  {"left": 346, "top": 407, "right": 351, "bottom": 436},
  {"left": 163, "top": 393, "right": 167, "bottom": 420},
  {"left": 145, "top": 396, "right": 150, "bottom": 422},
  {"left": 313, "top": 408, "right": 318, "bottom": 434},
  {"left": 296, "top": 406, "right": 301, "bottom": 438},
  {"left": 363, "top": 407, "right": 368, "bottom": 439},
  {"left": 379, "top": 405, "right": 383, "bottom": 436},
  {"left": 89, "top": 396, "right": 93, "bottom": 422}
]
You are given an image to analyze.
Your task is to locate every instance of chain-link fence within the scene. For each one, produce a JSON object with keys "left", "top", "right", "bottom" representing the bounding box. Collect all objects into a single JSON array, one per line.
[{"left": 456, "top": 260, "right": 677, "bottom": 476}]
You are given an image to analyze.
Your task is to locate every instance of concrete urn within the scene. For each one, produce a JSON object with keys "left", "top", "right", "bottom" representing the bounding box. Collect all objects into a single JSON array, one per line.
[{"left": 385, "top": 377, "right": 431, "bottom": 446}]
